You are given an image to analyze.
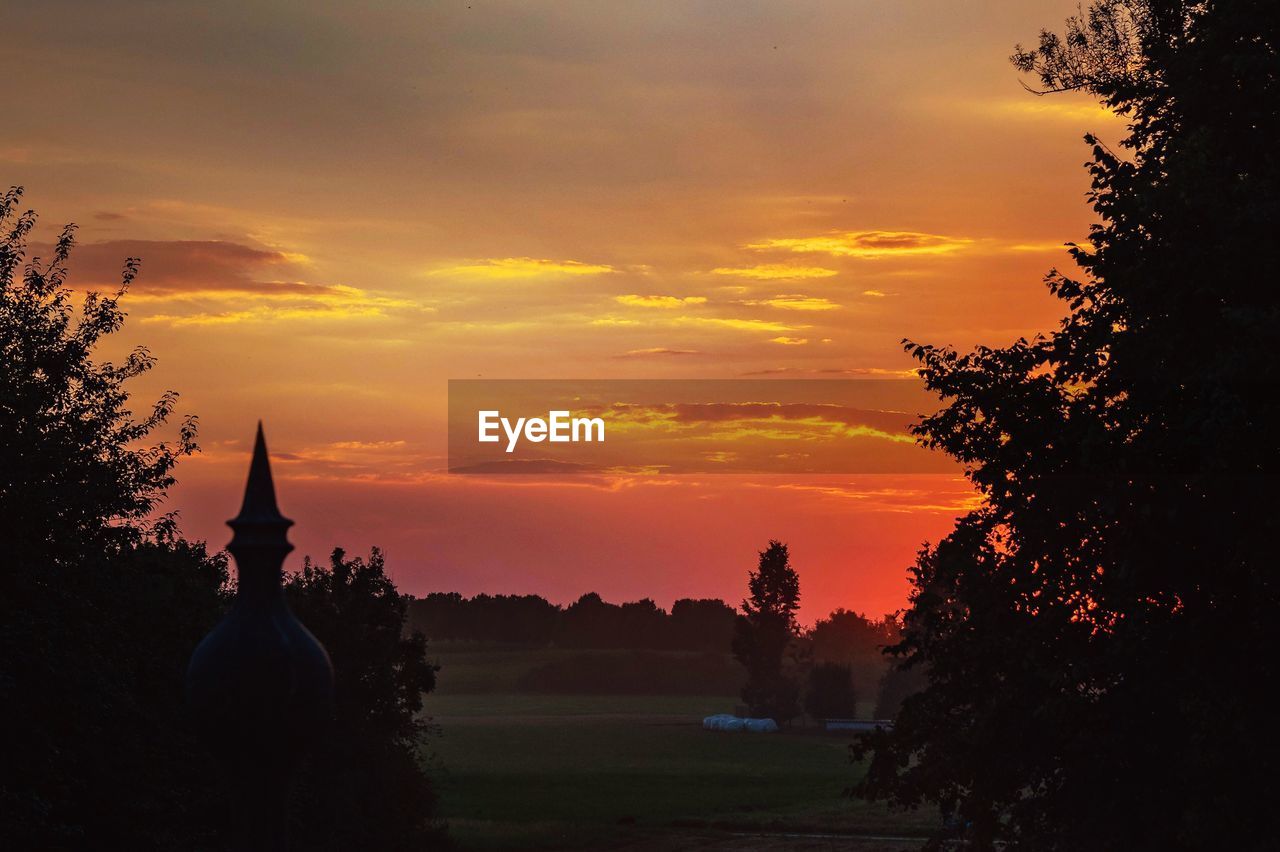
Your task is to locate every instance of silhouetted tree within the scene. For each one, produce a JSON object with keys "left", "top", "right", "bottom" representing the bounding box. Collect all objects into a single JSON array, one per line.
[
  {"left": 804, "top": 662, "right": 858, "bottom": 721},
  {"left": 856, "top": 2, "right": 1280, "bottom": 848},
  {"left": 1, "top": 187, "right": 228, "bottom": 848},
  {"left": 669, "top": 598, "right": 737, "bottom": 651},
  {"left": 731, "top": 541, "right": 802, "bottom": 723},
  {"left": 558, "top": 592, "right": 621, "bottom": 647},
  {"left": 284, "top": 548, "right": 444, "bottom": 851},
  {"left": 810, "top": 609, "right": 896, "bottom": 664},
  {"left": 808, "top": 609, "right": 897, "bottom": 700}
]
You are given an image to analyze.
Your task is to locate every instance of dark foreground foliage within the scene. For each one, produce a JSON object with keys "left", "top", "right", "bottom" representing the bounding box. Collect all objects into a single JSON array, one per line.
[
  {"left": 0, "top": 194, "right": 445, "bottom": 849},
  {"left": 857, "top": 2, "right": 1280, "bottom": 849},
  {"left": 286, "top": 548, "right": 447, "bottom": 851},
  {"left": 0, "top": 188, "right": 226, "bottom": 849}
]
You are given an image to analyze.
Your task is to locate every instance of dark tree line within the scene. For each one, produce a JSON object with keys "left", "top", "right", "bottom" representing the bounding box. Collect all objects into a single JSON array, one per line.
[
  {"left": 411, "top": 566, "right": 900, "bottom": 717},
  {"left": 407, "top": 590, "right": 738, "bottom": 651},
  {"left": 857, "top": 2, "right": 1280, "bottom": 849}
]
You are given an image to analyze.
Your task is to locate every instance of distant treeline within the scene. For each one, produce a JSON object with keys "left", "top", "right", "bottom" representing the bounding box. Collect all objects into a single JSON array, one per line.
[
  {"left": 406, "top": 592, "right": 737, "bottom": 651},
  {"left": 409, "top": 590, "right": 917, "bottom": 712},
  {"left": 407, "top": 592, "right": 899, "bottom": 671}
]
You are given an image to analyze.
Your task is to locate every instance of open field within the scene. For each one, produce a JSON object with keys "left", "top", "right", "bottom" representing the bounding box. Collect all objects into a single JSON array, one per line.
[{"left": 423, "top": 645, "right": 934, "bottom": 850}]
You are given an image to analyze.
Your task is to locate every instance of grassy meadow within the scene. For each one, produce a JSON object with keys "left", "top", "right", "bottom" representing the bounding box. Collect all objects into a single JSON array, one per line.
[{"left": 422, "top": 644, "right": 936, "bottom": 850}]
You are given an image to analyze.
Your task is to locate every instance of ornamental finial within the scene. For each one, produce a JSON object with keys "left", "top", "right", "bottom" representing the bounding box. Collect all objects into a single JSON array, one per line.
[{"left": 228, "top": 422, "right": 294, "bottom": 561}]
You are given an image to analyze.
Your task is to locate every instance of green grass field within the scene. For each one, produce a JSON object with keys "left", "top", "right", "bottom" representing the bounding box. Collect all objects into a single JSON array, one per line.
[{"left": 422, "top": 645, "right": 935, "bottom": 850}]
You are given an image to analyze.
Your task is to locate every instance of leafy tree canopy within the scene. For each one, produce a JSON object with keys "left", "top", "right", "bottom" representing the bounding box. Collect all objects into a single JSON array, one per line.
[
  {"left": 1, "top": 187, "right": 226, "bottom": 848},
  {"left": 285, "top": 548, "right": 444, "bottom": 852},
  {"left": 1, "top": 185, "right": 196, "bottom": 565},
  {"left": 741, "top": 540, "right": 801, "bottom": 629},
  {"left": 857, "top": 2, "right": 1280, "bottom": 848}
]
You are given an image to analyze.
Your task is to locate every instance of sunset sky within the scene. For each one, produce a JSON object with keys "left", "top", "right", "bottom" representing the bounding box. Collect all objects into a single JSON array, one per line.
[{"left": 4, "top": 0, "right": 1124, "bottom": 622}]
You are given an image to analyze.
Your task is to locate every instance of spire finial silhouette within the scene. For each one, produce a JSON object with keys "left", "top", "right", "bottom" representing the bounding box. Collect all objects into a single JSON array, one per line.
[
  {"left": 228, "top": 422, "right": 293, "bottom": 558},
  {"left": 232, "top": 421, "right": 291, "bottom": 525}
]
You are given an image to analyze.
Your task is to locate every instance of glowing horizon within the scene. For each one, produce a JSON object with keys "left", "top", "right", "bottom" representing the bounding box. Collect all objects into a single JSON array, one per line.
[{"left": 3, "top": 0, "right": 1124, "bottom": 621}]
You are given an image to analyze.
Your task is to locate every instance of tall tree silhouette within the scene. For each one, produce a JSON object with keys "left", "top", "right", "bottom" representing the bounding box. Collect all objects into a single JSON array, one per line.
[
  {"left": 856, "top": 2, "right": 1280, "bottom": 849},
  {"left": 0, "top": 187, "right": 228, "bottom": 847},
  {"left": 732, "top": 541, "right": 802, "bottom": 723}
]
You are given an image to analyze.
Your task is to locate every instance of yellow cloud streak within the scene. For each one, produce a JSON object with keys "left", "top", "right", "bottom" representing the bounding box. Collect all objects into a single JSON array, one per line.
[
  {"left": 125, "top": 283, "right": 385, "bottom": 304},
  {"left": 691, "top": 422, "right": 914, "bottom": 445},
  {"left": 986, "top": 98, "right": 1121, "bottom": 123},
  {"left": 675, "top": 316, "right": 805, "bottom": 333},
  {"left": 603, "top": 412, "right": 914, "bottom": 445},
  {"left": 743, "top": 295, "right": 840, "bottom": 311},
  {"left": 764, "top": 482, "right": 981, "bottom": 513},
  {"left": 136, "top": 285, "right": 421, "bottom": 326},
  {"left": 590, "top": 315, "right": 804, "bottom": 333},
  {"left": 711, "top": 264, "right": 839, "bottom": 280},
  {"left": 615, "top": 294, "right": 708, "bottom": 308},
  {"left": 141, "top": 306, "right": 394, "bottom": 326},
  {"left": 429, "top": 257, "right": 615, "bottom": 279}
]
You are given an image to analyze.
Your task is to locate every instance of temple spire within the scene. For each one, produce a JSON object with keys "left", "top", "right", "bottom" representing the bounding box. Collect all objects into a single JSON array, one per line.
[
  {"left": 228, "top": 422, "right": 293, "bottom": 560},
  {"left": 232, "top": 422, "right": 291, "bottom": 525},
  {"left": 187, "top": 423, "right": 334, "bottom": 851}
]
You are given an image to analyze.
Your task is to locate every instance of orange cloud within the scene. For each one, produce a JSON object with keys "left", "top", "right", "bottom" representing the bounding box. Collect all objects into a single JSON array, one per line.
[
  {"left": 614, "top": 348, "right": 702, "bottom": 359},
  {"left": 59, "top": 239, "right": 312, "bottom": 295},
  {"left": 746, "top": 230, "right": 972, "bottom": 258},
  {"left": 740, "top": 366, "right": 920, "bottom": 378},
  {"left": 599, "top": 401, "right": 916, "bottom": 443},
  {"left": 49, "top": 238, "right": 419, "bottom": 326}
]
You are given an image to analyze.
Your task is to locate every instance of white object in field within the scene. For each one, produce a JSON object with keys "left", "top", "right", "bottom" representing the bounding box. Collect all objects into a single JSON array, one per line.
[
  {"left": 743, "top": 717, "right": 779, "bottom": 733},
  {"left": 701, "top": 714, "right": 778, "bottom": 733},
  {"left": 702, "top": 714, "right": 735, "bottom": 730}
]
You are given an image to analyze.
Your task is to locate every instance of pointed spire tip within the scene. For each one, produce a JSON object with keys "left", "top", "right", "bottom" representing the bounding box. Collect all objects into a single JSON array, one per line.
[{"left": 230, "top": 422, "right": 291, "bottom": 528}]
